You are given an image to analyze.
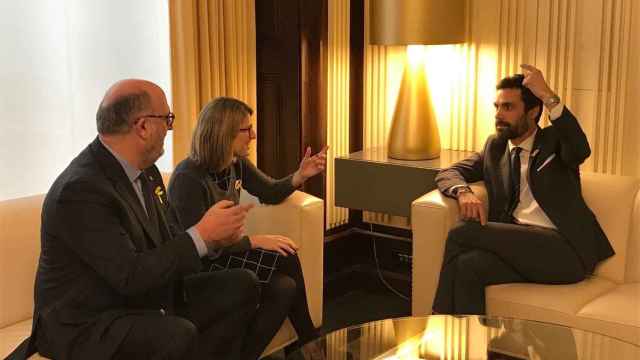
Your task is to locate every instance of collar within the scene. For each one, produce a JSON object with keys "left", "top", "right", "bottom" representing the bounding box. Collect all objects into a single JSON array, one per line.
[
  {"left": 508, "top": 128, "right": 537, "bottom": 153},
  {"left": 99, "top": 137, "right": 142, "bottom": 183}
]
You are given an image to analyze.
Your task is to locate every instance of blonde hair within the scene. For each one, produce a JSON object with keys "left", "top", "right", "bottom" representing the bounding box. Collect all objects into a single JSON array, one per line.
[{"left": 189, "top": 97, "right": 253, "bottom": 172}]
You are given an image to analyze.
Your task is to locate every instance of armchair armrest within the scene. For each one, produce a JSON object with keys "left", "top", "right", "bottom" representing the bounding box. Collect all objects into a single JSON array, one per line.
[
  {"left": 245, "top": 191, "right": 324, "bottom": 328},
  {"left": 411, "top": 182, "right": 487, "bottom": 316}
]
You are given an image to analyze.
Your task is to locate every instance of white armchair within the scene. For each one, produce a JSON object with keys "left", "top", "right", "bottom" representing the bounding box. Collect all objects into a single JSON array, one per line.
[
  {"left": 410, "top": 172, "right": 640, "bottom": 345},
  {"left": 245, "top": 190, "right": 325, "bottom": 357}
]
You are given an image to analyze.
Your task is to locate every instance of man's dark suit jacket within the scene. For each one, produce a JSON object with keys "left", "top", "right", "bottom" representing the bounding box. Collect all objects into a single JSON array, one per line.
[
  {"left": 435, "top": 108, "right": 614, "bottom": 274},
  {"left": 18, "top": 137, "right": 202, "bottom": 360}
]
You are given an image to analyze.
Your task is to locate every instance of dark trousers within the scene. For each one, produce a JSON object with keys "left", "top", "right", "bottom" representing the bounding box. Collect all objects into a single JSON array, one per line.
[
  {"left": 240, "top": 253, "right": 319, "bottom": 360},
  {"left": 112, "top": 269, "right": 259, "bottom": 360},
  {"left": 433, "top": 221, "right": 586, "bottom": 315}
]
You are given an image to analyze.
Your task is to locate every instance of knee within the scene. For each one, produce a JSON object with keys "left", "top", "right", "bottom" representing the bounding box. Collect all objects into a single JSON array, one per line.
[
  {"left": 270, "top": 273, "right": 297, "bottom": 299},
  {"left": 164, "top": 318, "right": 198, "bottom": 359},
  {"left": 447, "top": 221, "right": 481, "bottom": 244},
  {"left": 227, "top": 268, "right": 260, "bottom": 305},
  {"left": 279, "top": 252, "right": 302, "bottom": 268},
  {"left": 454, "top": 250, "right": 488, "bottom": 279},
  {"left": 272, "top": 275, "right": 298, "bottom": 296}
]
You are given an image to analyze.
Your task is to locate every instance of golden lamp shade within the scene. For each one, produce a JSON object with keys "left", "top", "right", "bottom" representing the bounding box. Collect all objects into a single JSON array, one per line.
[
  {"left": 370, "top": 0, "right": 466, "bottom": 46},
  {"left": 388, "top": 60, "right": 440, "bottom": 160}
]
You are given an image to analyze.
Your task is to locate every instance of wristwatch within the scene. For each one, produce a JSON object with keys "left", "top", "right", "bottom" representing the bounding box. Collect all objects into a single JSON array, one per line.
[
  {"left": 543, "top": 94, "right": 561, "bottom": 108},
  {"left": 453, "top": 186, "right": 473, "bottom": 198}
]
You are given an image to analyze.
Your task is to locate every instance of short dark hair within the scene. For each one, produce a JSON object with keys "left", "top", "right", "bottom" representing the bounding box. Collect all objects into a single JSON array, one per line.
[
  {"left": 496, "top": 74, "right": 543, "bottom": 122},
  {"left": 96, "top": 91, "right": 151, "bottom": 135}
]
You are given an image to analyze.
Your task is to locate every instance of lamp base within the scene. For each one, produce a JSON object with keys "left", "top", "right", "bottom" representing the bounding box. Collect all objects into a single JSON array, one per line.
[{"left": 387, "top": 55, "right": 440, "bottom": 160}]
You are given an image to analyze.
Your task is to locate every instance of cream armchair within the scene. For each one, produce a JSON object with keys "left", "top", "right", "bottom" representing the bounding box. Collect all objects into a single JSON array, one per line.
[
  {"left": 0, "top": 185, "right": 324, "bottom": 359},
  {"left": 411, "top": 172, "right": 640, "bottom": 345},
  {"left": 246, "top": 190, "right": 325, "bottom": 356}
]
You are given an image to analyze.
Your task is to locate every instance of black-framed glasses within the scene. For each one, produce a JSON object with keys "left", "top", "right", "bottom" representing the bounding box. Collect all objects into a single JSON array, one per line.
[
  {"left": 238, "top": 124, "right": 253, "bottom": 133},
  {"left": 136, "top": 112, "right": 175, "bottom": 130}
]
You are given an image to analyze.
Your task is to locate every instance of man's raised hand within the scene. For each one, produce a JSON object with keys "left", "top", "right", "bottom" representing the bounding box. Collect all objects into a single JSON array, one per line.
[
  {"left": 195, "top": 200, "right": 254, "bottom": 249},
  {"left": 520, "top": 64, "right": 555, "bottom": 101}
]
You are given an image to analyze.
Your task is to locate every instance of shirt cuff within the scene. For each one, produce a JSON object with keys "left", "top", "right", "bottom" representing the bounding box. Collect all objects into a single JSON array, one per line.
[
  {"left": 548, "top": 103, "right": 565, "bottom": 121},
  {"left": 187, "top": 226, "right": 208, "bottom": 258}
]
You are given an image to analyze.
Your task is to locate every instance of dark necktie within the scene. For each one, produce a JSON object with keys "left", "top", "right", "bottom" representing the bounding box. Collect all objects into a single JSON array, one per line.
[
  {"left": 508, "top": 147, "right": 522, "bottom": 218},
  {"left": 138, "top": 173, "right": 160, "bottom": 233}
]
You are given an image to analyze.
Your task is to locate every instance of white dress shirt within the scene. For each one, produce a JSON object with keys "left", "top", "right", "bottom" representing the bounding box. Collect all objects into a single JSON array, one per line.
[{"left": 508, "top": 104, "right": 565, "bottom": 229}]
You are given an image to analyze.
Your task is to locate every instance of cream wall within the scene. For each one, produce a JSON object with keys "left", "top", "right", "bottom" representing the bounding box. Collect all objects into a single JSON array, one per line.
[
  {"left": 0, "top": 0, "right": 173, "bottom": 201},
  {"left": 625, "top": 0, "right": 640, "bottom": 177}
]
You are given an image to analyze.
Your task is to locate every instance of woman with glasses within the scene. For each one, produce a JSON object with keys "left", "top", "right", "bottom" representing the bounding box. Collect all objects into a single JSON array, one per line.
[{"left": 168, "top": 97, "right": 327, "bottom": 360}]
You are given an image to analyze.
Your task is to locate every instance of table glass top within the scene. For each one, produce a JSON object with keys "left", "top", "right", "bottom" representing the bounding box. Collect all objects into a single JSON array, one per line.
[{"left": 289, "top": 315, "right": 639, "bottom": 360}]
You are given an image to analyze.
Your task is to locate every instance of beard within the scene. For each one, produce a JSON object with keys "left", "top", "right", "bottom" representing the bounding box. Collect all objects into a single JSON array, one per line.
[{"left": 495, "top": 115, "right": 531, "bottom": 141}]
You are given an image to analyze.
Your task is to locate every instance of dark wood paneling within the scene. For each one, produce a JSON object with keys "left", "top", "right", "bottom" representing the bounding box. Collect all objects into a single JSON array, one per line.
[
  {"left": 256, "top": 0, "right": 301, "bottom": 179},
  {"left": 300, "top": 0, "right": 327, "bottom": 199},
  {"left": 256, "top": 0, "right": 328, "bottom": 201},
  {"left": 349, "top": 0, "right": 365, "bottom": 225},
  {"left": 350, "top": 0, "right": 364, "bottom": 154}
]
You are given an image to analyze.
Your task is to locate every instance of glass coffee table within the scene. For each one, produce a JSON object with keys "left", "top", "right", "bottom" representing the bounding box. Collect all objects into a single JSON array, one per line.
[{"left": 289, "top": 315, "right": 639, "bottom": 359}]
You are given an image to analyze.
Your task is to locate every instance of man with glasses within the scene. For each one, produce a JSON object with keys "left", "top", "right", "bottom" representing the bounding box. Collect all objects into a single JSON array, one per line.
[{"left": 10, "top": 79, "right": 259, "bottom": 360}]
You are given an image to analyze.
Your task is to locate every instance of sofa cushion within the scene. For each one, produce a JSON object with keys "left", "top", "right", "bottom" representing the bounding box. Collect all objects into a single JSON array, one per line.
[
  {"left": 0, "top": 319, "right": 48, "bottom": 359},
  {"left": 576, "top": 283, "right": 640, "bottom": 345},
  {"left": 0, "top": 195, "right": 44, "bottom": 328},
  {"left": 486, "top": 276, "right": 616, "bottom": 326}
]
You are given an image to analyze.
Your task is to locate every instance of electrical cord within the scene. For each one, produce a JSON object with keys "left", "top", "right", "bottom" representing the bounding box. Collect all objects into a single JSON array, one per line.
[{"left": 370, "top": 223, "right": 410, "bottom": 301}]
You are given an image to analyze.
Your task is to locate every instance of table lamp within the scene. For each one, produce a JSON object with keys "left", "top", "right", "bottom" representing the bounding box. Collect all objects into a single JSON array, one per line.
[{"left": 370, "top": 0, "right": 466, "bottom": 159}]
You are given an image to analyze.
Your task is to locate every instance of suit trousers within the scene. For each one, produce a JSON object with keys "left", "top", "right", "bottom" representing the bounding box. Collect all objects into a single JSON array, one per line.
[
  {"left": 433, "top": 221, "right": 586, "bottom": 315},
  {"left": 112, "top": 269, "right": 260, "bottom": 360}
]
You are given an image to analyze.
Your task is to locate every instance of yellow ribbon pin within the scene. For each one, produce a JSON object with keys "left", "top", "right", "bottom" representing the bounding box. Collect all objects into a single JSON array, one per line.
[{"left": 154, "top": 186, "right": 165, "bottom": 204}]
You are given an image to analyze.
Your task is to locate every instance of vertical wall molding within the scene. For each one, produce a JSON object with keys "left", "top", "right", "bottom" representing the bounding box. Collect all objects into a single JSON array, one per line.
[
  {"left": 326, "top": 0, "right": 351, "bottom": 229},
  {"left": 497, "top": 0, "right": 577, "bottom": 111},
  {"left": 592, "top": 0, "right": 632, "bottom": 175}
]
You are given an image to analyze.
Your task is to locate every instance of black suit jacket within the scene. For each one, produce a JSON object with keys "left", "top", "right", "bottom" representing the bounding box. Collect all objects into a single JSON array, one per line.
[
  {"left": 435, "top": 108, "right": 614, "bottom": 274},
  {"left": 16, "top": 137, "right": 201, "bottom": 360}
]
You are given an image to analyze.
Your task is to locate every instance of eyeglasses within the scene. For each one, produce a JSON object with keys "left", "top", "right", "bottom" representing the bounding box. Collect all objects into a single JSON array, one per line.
[
  {"left": 136, "top": 112, "right": 175, "bottom": 130},
  {"left": 238, "top": 124, "right": 253, "bottom": 134}
]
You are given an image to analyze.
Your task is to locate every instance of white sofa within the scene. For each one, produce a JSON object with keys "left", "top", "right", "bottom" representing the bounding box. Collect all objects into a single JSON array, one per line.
[
  {"left": 411, "top": 172, "right": 640, "bottom": 345},
  {"left": 0, "top": 182, "right": 324, "bottom": 359}
]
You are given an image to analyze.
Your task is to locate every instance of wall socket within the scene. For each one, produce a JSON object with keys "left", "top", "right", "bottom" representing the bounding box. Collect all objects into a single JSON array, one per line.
[{"left": 393, "top": 251, "right": 413, "bottom": 266}]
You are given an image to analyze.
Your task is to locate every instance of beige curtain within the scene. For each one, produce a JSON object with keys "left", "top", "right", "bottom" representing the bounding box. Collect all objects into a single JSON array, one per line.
[{"left": 169, "top": 0, "right": 257, "bottom": 165}]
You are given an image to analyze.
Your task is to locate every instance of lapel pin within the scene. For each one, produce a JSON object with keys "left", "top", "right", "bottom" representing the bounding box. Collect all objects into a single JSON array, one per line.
[
  {"left": 154, "top": 186, "right": 165, "bottom": 204},
  {"left": 235, "top": 179, "right": 242, "bottom": 191}
]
